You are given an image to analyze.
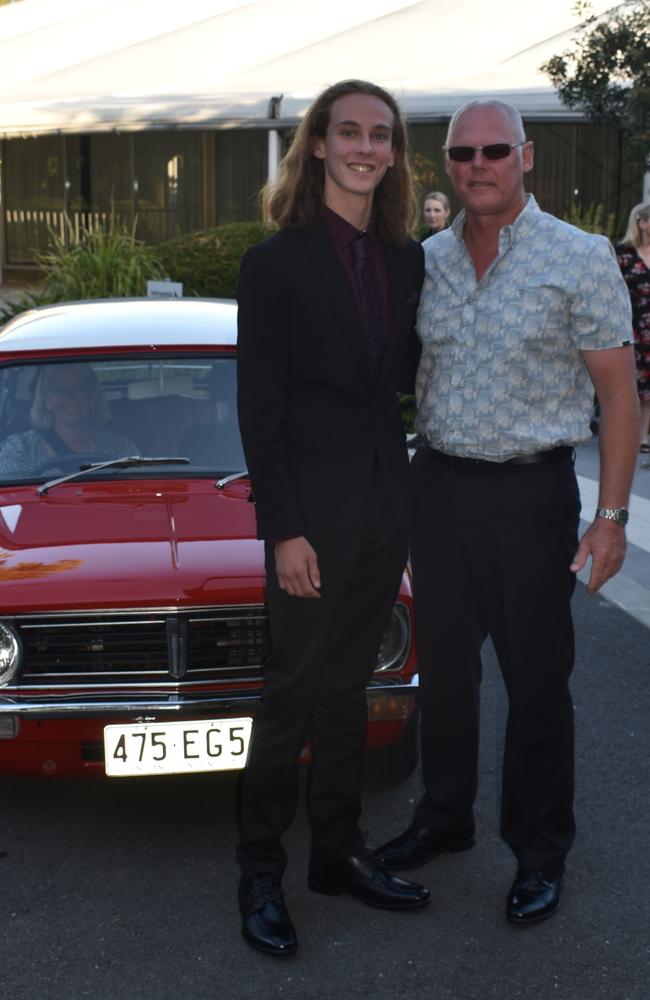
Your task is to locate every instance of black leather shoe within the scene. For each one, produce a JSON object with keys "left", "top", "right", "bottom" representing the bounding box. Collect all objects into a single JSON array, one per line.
[
  {"left": 373, "top": 824, "right": 475, "bottom": 871},
  {"left": 308, "top": 850, "right": 430, "bottom": 910},
  {"left": 506, "top": 869, "right": 563, "bottom": 924},
  {"left": 239, "top": 874, "right": 297, "bottom": 956}
]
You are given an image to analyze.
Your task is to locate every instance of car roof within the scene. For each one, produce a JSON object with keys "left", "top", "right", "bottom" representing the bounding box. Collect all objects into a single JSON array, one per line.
[{"left": 0, "top": 298, "right": 237, "bottom": 353}]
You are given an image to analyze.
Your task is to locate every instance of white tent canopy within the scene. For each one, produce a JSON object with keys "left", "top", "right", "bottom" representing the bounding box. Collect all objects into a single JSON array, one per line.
[{"left": 0, "top": 0, "right": 620, "bottom": 136}]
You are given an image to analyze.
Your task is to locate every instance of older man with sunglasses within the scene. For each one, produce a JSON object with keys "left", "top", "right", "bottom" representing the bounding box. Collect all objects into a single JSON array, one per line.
[{"left": 376, "top": 99, "right": 638, "bottom": 923}]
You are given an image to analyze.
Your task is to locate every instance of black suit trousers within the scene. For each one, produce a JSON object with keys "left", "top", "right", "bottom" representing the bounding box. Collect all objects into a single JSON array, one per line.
[
  {"left": 236, "top": 469, "right": 408, "bottom": 880},
  {"left": 410, "top": 448, "right": 580, "bottom": 873}
]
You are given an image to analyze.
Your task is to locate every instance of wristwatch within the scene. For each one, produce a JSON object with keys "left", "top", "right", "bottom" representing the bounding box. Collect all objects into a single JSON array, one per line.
[{"left": 595, "top": 506, "right": 629, "bottom": 526}]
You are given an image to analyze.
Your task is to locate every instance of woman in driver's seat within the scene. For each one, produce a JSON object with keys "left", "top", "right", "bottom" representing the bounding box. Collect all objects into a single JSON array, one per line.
[{"left": 0, "top": 363, "right": 138, "bottom": 477}]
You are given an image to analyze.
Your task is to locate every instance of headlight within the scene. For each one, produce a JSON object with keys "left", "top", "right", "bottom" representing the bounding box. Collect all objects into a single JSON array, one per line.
[
  {"left": 375, "top": 603, "right": 411, "bottom": 672},
  {"left": 0, "top": 623, "right": 21, "bottom": 685}
]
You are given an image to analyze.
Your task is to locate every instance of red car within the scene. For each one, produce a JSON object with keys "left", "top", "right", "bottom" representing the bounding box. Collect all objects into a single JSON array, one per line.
[{"left": 0, "top": 299, "right": 418, "bottom": 780}]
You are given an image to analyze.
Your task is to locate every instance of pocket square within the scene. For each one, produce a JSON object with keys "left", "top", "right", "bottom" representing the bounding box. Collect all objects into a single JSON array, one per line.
[{"left": 406, "top": 290, "right": 420, "bottom": 306}]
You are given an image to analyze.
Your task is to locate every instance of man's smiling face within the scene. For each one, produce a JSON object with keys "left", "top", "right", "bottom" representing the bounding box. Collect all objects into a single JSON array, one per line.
[
  {"left": 313, "top": 92, "right": 395, "bottom": 219},
  {"left": 445, "top": 104, "right": 533, "bottom": 225}
]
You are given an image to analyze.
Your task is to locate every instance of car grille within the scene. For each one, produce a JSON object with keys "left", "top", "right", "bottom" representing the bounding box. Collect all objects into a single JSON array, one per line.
[{"left": 14, "top": 607, "right": 269, "bottom": 686}]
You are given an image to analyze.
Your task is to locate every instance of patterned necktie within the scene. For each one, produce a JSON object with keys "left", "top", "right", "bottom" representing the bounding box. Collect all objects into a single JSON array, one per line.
[{"left": 351, "top": 231, "right": 385, "bottom": 376}]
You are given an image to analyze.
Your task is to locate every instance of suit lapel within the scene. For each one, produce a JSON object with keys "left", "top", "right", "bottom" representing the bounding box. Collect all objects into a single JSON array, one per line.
[{"left": 304, "top": 224, "right": 373, "bottom": 388}]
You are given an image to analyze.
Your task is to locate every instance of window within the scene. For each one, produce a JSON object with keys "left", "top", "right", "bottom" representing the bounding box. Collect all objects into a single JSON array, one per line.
[
  {"left": 0, "top": 355, "right": 245, "bottom": 484},
  {"left": 214, "top": 129, "right": 267, "bottom": 222},
  {"left": 133, "top": 133, "right": 203, "bottom": 242}
]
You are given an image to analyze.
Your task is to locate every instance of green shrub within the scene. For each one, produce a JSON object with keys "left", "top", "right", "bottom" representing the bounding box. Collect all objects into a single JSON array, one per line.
[
  {"left": 563, "top": 202, "right": 618, "bottom": 240},
  {"left": 400, "top": 393, "right": 417, "bottom": 433},
  {"left": 156, "top": 221, "right": 273, "bottom": 299},
  {"left": 1, "top": 219, "right": 272, "bottom": 324},
  {"left": 1, "top": 215, "right": 165, "bottom": 324},
  {"left": 0, "top": 289, "right": 57, "bottom": 327},
  {"left": 36, "top": 214, "right": 165, "bottom": 301}
]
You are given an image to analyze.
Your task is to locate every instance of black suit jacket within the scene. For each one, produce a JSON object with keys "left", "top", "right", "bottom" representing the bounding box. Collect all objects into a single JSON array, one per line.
[{"left": 236, "top": 223, "right": 424, "bottom": 543}]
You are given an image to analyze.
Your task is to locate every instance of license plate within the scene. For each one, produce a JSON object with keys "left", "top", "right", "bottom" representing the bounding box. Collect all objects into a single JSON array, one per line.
[{"left": 104, "top": 717, "right": 253, "bottom": 777}]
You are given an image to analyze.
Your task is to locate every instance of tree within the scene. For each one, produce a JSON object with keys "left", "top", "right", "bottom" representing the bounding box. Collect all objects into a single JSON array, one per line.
[{"left": 542, "top": 1, "right": 650, "bottom": 169}]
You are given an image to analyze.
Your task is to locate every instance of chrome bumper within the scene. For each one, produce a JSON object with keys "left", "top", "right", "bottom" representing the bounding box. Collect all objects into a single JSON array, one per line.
[{"left": 0, "top": 674, "right": 418, "bottom": 719}]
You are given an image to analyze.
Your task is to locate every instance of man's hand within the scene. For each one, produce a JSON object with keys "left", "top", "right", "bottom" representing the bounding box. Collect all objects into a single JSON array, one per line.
[
  {"left": 570, "top": 518, "right": 627, "bottom": 594},
  {"left": 274, "top": 536, "right": 321, "bottom": 598}
]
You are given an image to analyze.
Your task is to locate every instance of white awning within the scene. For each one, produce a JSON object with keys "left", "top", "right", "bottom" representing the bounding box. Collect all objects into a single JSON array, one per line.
[{"left": 0, "top": 0, "right": 619, "bottom": 136}]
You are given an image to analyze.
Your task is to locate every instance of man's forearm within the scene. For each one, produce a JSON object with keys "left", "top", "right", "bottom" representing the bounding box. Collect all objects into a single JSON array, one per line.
[
  {"left": 596, "top": 387, "right": 639, "bottom": 509},
  {"left": 581, "top": 345, "right": 639, "bottom": 509},
  {"left": 571, "top": 346, "right": 639, "bottom": 592}
]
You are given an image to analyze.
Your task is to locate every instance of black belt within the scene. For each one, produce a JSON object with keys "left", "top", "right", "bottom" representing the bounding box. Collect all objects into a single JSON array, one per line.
[{"left": 428, "top": 446, "right": 573, "bottom": 472}]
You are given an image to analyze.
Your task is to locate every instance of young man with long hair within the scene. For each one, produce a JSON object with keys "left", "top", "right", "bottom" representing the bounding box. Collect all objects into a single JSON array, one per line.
[{"left": 236, "top": 80, "right": 428, "bottom": 956}]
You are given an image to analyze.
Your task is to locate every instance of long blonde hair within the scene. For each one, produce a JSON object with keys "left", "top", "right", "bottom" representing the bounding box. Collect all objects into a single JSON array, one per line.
[
  {"left": 621, "top": 202, "right": 650, "bottom": 249},
  {"left": 262, "top": 80, "right": 417, "bottom": 245}
]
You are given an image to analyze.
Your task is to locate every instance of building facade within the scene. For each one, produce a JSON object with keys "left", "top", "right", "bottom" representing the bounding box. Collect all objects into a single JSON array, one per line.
[{"left": 0, "top": 118, "right": 643, "bottom": 270}]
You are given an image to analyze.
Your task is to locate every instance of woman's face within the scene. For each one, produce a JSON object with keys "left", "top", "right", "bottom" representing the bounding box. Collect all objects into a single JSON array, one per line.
[
  {"left": 45, "top": 367, "right": 94, "bottom": 428},
  {"left": 638, "top": 215, "right": 650, "bottom": 243},
  {"left": 423, "top": 198, "right": 450, "bottom": 232}
]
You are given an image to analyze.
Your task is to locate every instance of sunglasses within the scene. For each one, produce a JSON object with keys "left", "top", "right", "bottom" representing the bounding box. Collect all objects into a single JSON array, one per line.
[{"left": 444, "top": 142, "right": 525, "bottom": 162}]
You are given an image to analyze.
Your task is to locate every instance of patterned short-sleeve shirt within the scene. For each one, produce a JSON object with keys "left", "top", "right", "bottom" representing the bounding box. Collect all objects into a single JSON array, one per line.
[{"left": 415, "top": 195, "right": 633, "bottom": 460}]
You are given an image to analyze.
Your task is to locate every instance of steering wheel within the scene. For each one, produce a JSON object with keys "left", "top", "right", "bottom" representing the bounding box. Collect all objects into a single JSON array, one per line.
[{"left": 32, "top": 452, "right": 102, "bottom": 476}]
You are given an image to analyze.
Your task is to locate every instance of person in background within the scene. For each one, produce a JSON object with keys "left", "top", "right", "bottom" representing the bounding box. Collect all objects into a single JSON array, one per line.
[
  {"left": 616, "top": 203, "right": 650, "bottom": 461},
  {"left": 421, "top": 190, "right": 450, "bottom": 240},
  {"left": 376, "top": 98, "right": 638, "bottom": 925},
  {"left": 236, "top": 79, "right": 429, "bottom": 959},
  {"left": 0, "top": 363, "right": 137, "bottom": 477}
]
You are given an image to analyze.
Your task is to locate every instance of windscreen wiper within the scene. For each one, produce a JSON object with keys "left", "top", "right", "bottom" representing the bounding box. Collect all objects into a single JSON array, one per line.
[
  {"left": 215, "top": 470, "right": 249, "bottom": 490},
  {"left": 37, "top": 456, "right": 190, "bottom": 496}
]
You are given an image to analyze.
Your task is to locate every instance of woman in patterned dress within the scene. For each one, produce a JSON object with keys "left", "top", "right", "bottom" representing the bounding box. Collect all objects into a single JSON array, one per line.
[{"left": 616, "top": 202, "right": 650, "bottom": 456}]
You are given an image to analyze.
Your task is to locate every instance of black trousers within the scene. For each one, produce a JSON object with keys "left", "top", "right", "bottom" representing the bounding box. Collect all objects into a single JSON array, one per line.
[
  {"left": 411, "top": 447, "right": 580, "bottom": 873},
  {"left": 236, "top": 469, "right": 408, "bottom": 880}
]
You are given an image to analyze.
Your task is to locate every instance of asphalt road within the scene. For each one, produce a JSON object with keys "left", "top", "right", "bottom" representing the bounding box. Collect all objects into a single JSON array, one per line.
[{"left": 1, "top": 584, "right": 648, "bottom": 1000}]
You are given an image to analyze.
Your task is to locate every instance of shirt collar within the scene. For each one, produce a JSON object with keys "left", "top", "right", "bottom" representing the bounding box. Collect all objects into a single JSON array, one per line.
[
  {"left": 322, "top": 205, "right": 379, "bottom": 248},
  {"left": 451, "top": 193, "right": 541, "bottom": 248}
]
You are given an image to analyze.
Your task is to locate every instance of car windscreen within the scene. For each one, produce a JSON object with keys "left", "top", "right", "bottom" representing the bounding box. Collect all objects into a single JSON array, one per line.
[{"left": 0, "top": 354, "right": 246, "bottom": 484}]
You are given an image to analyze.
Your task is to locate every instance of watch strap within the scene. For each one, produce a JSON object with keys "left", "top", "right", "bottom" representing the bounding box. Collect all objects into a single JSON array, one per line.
[{"left": 595, "top": 506, "right": 629, "bottom": 526}]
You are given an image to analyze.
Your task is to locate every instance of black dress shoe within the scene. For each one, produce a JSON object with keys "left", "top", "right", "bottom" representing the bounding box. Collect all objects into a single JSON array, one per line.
[
  {"left": 308, "top": 850, "right": 430, "bottom": 910},
  {"left": 239, "top": 874, "right": 298, "bottom": 956},
  {"left": 373, "top": 824, "right": 475, "bottom": 870},
  {"left": 506, "top": 869, "right": 563, "bottom": 924}
]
